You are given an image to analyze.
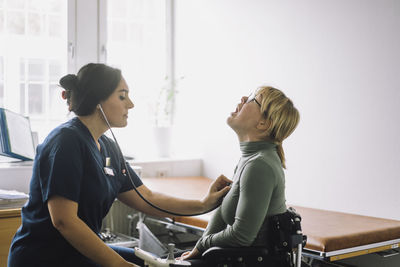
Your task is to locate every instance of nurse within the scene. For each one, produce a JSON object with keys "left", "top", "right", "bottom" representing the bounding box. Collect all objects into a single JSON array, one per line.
[{"left": 8, "top": 63, "right": 231, "bottom": 267}]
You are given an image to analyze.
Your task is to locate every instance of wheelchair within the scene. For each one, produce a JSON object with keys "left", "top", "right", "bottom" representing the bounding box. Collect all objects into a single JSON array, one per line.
[
  {"left": 136, "top": 207, "right": 307, "bottom": 267},
  {"left": 187, "top": 207, "right": 307, "bottom": 267}
]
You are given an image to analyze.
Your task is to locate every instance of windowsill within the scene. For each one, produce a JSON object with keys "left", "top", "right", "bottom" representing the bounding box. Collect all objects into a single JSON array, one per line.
[
  {"left": 129, "top": 157, "right": 203, "bottom": 178},
  {"left": 0, "top": 156, "right": 203, "bottom": 193},
  {"left": 0, "top": 156, "right": 200, "bottom": 167},
  {"left": 131, "top": 156, "right": 201, "bottom": 164},
  {"left": 0, "top": 160, "right": 34, "bottom": 168}
]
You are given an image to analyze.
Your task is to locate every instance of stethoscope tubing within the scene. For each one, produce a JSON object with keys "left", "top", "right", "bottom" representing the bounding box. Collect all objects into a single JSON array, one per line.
[{"left": 98, "top": 105, "right": 217, "bottom": 217}]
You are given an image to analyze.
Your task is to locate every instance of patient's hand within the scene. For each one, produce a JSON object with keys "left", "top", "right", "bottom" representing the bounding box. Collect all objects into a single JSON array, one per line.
[
  {"left": 179, "top": 248, "right": 200, "bottom": 260},
  {"left": 201, "top": 175, "right": 232, "bottom": 211}
]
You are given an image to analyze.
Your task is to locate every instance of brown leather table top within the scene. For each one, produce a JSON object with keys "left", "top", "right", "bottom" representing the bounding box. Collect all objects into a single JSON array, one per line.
[
  {"left": 143, "top": 176, "right": 400, "bottom": 253},
  {"left": 143, "top": 176, "right": 212, "bottom": 200},
  {"left": 293, "top": 206, "right": 400, "bottom": 252}
]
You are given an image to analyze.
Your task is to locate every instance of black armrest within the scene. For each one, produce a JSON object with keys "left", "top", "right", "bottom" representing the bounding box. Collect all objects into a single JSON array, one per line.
[
  {"left": 201, "top": 246, "right": 272, "bottom": 267},
  {"left": 201, "top": 246, "right": 291, "bottom": 267},
  {"left": 202, "top": 246, "right": 270, "bottom": 260}
]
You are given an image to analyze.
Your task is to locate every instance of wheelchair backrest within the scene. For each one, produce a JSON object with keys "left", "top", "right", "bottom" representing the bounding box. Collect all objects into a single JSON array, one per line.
[{"left": 269, "top": 207, "right": 305, "bottom": 254}]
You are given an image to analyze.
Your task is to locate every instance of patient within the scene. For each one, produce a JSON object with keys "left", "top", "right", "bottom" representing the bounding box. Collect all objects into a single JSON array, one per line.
[{"left": 180, "top": 86, "right": 300, "bottom": 260}]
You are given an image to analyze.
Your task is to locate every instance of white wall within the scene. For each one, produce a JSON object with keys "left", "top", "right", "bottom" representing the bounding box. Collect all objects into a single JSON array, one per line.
[{"left": 173, "top": 0, "right": 400, "bottom": 220}]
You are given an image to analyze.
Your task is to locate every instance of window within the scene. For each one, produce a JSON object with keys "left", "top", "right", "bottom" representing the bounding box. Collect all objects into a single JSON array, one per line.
[
  {"left": 19, "top": 58, "right": 65, "bottom": 117},
  {"left": 0, "top": 0, "right": 68, "bottom": 140},
  {"left": 0, "top": 0, "right": 172, "bottom": 159},
  {"left": 105, "top": 0, "right": 171, "bottom": 158}
]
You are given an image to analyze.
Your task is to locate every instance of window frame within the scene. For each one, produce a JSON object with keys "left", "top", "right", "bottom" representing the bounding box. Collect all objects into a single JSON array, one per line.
[
  {"left": 98, "top": 0, "right": 176, "bottom": 159},
  {"left": 98, "top": 0, "right": 175, "bottom": 86}
]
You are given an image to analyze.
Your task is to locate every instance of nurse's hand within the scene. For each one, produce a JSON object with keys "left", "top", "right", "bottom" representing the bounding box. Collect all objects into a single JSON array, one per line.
[{"left": 201, "top": 174, "right": 232, "bottom": 211}]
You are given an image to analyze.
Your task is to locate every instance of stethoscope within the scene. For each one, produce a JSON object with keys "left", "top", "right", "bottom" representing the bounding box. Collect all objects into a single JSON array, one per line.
[{"left": 98, "top": 104, "right": 217, "bottom": 217}]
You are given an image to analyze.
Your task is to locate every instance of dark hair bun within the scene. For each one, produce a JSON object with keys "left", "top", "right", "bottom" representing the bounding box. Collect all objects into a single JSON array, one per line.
[
  {"left": 60, "top": 63, "right": 121, "bottom": 116},
  {"left": 59, "top": 74, "right": 78, "bottom": 91}
]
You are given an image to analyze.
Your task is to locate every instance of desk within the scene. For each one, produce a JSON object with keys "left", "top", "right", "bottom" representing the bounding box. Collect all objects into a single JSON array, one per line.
[
  {"left": 0, "top": 208, "right": 21, "bottom": 267},
  {"left": 143, "top": 176, "right": 400, "bottom": 264}
]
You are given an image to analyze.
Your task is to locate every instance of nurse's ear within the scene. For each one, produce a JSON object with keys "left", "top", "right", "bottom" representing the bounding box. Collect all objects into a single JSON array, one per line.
[
  {"left": 97, "top": 104, "right": 108, "bottom": 122},
  {"left": 61, "top": 90, "right": 67, "bottom": 100}
]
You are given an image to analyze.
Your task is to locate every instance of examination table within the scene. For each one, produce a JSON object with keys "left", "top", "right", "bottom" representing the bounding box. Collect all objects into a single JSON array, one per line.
[{"left": 294, "top": 206, "right": 400, "bottom": 264}]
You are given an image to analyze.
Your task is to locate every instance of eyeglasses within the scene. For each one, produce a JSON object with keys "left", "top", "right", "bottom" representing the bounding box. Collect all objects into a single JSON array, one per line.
[{"left": 246, "top": 92, "right": 261, "bottom": 107}]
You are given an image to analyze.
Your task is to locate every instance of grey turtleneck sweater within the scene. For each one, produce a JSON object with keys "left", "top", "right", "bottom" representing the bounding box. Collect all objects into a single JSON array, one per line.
[{"left": 195, "top": 141, "right": 287, "bottom": 253}]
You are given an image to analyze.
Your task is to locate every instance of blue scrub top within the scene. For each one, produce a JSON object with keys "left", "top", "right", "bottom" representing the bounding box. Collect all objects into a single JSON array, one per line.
[{"left": 8, "top": 117, "right": 143, "bottom": 267}]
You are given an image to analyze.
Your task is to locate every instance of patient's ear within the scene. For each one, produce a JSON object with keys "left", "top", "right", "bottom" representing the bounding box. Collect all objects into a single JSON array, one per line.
[{"left": 257, "top": 118, "right": 271, "bottom": 132}]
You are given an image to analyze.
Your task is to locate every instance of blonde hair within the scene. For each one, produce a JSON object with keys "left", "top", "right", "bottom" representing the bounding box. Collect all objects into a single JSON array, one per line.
[{"left": 256, "top": 86, "right": 300, "bottom": 169}]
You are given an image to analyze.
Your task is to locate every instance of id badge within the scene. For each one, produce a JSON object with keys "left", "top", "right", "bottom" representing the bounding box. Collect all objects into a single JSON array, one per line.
[{"left": 104, "top": 167, "right": 115, "bottom": 176}]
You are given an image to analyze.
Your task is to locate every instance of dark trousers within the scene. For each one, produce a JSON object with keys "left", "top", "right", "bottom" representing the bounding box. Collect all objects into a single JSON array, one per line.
[{"left": 8, "top": 245, "right": 144, "bottom": 267}]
